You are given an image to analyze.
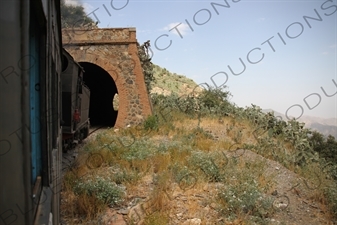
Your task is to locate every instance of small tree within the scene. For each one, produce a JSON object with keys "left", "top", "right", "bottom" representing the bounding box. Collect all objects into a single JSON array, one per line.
[
  {"left": 60, "top": 0, "right": 95, "bottom": 28},
  {"left": 309, "top": 131, "right": 337, "bottom": 178},
  {"left": 138, "top": 41, "right": 155, "bottom": 93}
]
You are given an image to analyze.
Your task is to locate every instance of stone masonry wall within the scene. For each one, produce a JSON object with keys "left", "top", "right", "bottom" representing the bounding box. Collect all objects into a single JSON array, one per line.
[{"left": 62, "top": 28, "right": 152, "bottom": 127}]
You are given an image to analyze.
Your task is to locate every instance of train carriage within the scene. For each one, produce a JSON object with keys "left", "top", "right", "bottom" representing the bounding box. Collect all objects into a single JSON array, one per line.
[
  {"left": 61, "top": 49, "right": 90, "bottom": 151},
  {"left": 0, "top": 0, "right": 92, "bottom": 223},
  {"left": 1, "top": 1, "right": 63, "bottom": 224}
]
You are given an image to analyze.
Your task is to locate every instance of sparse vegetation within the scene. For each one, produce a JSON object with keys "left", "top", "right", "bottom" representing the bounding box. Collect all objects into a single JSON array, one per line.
[
  {"left": 74, "top": 176, "right": 125, "bottom": 206},
  {"left": 143, "top": 115, "right": 159, "bottom": 131},
  {"left": 138, "top": 41, "right": 155, "bottom": 93},
  {"left": 61, "top": 67, "right": 337, "bottom": 224},
  {"left": 150, "top": 64, "right": 203, "bottom": 96}
]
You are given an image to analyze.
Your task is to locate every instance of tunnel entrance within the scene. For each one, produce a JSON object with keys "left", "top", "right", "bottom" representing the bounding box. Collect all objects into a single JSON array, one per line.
[{"left": 80, "top": 62, "right": 118, "bottom": 127}]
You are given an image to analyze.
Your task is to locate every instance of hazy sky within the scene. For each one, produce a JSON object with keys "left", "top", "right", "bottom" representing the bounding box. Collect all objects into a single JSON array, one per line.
[{"left": 65, "top": 0, "right": 337, "bottom": 119}]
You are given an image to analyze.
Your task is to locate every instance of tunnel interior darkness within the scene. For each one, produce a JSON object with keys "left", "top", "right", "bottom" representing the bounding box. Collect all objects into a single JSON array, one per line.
[{"left": 80, "top": 62, "right": 118, "bottom": 127}]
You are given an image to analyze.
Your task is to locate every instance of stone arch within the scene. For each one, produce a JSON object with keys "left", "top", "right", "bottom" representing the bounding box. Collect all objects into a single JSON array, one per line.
[
  {"left": 62, "top": 28, "right": 153, "bottom": 128},
  {"left": 79, "top": 62, "right": 119, "bottom": 127},
  {"left": 74, "top": 55, "right": 128, "bottom": 127}
]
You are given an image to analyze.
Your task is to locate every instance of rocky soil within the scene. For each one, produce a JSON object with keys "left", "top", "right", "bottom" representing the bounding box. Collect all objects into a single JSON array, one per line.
[
  {"left": 61, "top": 125, "right": 336, "bottom": 225},
  {"left": 97, "top": 149, "right": 333, "bottom": 225}
]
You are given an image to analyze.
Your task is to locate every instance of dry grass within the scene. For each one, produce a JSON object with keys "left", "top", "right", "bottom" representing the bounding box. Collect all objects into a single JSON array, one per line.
[
  {"left": 61, "top": 113, "right": 337, "bottom": 224},
  {"left": 143, "top": 211, "right": 169, "bottom": 225},
  {"left": 152, "top": 153, "right": 171, "bottom": 174},
  {"left": 61, "top": 182, "right": 106, "bottom": 223}
]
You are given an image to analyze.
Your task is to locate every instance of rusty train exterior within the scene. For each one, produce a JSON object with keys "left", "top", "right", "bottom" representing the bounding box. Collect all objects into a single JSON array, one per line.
[{"left": 0, "top": 1, "right": 90, "bottom": 224}]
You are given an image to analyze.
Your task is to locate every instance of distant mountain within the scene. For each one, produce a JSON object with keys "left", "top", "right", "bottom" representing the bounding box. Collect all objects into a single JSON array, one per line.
[
  {"left": 309, "top": 123, "right": 337, "bottom": 137},
  {"left": 263, "top": 109, "right": 337, "bottom": 139}
]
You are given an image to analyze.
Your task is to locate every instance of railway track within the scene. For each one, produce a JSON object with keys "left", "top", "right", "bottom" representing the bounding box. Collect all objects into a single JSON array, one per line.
[
  {"left": 88, "top": 125, "right": 106, "bottom": 136},
  {"left": 62, "top": 125, "right": 107, "bottom": 173}
]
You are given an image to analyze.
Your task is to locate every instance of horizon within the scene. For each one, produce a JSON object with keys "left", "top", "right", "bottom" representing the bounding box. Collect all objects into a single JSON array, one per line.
[{"left": 64, "top": 0, "right": 337, "bottom": 120}]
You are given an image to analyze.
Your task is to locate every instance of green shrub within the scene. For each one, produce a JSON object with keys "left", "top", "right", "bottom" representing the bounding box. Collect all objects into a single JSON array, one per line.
[
  {"left": 143, "top": 115, "right": 159, "bottom": 131},
  {"left": 309, "top": 132, "right": 337, "bottom": 175},
  {"left": 218, "top": 175, "right": 273, "bottom": 222},
  {"left": 122, "top": 138, "right": 155, "bottom": 161},
  {"left": 324, "top": 183, "right": 337, "bottom": 219},
  {"left": 150, "top": 85, "right": 232, "bottom": 118},
  {"left": 169, "top": 163, "right": 197, "bottom": 190},
  {"left": 74, "top": 176, "right": 125, "bottom": 206},
  {"left": 188, "top": 151, "right": 228, "bottom": 182},
  {"left": 113, "top": 168, "right": 140, "bottom": 184}
]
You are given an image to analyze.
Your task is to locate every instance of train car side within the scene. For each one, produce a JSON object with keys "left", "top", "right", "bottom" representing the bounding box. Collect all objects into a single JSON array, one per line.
[
  {"left": 0, "top": 1, "right": 63, "bottom": 225},
  {"left": 61, "top": 49, "right": 90, "bottom": 151}
]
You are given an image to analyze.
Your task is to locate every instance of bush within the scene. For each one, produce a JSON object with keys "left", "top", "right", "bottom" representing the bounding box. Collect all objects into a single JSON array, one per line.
[
  {"left": 169, "top": 163, "right": 196, "bottom": 190},
  {"left": 122, "top": 138, "right": 156, "bottom": 161},
  {"left": 143, "top": 115, "right": 159, "bottom": 131},
  {"left": 324, "top": 184, "right": 337, "bottom": 219},
  {"left": 74, "top": 176, "right": 125, "bottom": 206},
  {"left": 188, "top": 151, "right": 228, "bottom": 182},
  {"left": 309, "top": 132, "right": 337, "bottom": 171},
  {"left": 217, "top": 173, "right": 273, "bottom": 222},
  {"left": 150, "top": 85, "right": 232, "bottom": 118}
]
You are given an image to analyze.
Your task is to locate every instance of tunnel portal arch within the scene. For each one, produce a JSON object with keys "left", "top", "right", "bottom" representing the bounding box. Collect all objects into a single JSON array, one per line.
[
  {"left": 62, "top": 28, "right": 153, "bottom": 127},
  {"left": 80, "top": 62, "right": 118, "bottom": 127}
]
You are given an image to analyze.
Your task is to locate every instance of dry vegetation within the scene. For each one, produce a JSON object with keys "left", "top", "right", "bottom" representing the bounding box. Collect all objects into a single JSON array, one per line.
[{"left": 61, "top": 103, "right": 337, "bottom": 224}]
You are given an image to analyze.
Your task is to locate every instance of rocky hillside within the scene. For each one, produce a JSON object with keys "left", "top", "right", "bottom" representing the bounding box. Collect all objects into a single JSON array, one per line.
[
  {"left": 61, "top": 65, "right": 337, "bottom": 225},
  {"left": 61, "top": 107, "right": 337, "bottom": 225},
  {"left": 150, "top": 64, "right": 202, "bottom": 96},
  {"left": 149, "top": 66, "right": 337, "bottom": 139}
]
